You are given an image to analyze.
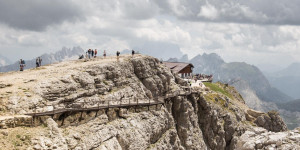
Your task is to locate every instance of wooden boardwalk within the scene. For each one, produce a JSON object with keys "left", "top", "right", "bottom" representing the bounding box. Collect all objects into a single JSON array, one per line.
[
  {"left": 25, "top": 87, "right": 198, "bottom": 117},
  {"left": 26, "top": 98, "right": 164, "bottom": 117}
]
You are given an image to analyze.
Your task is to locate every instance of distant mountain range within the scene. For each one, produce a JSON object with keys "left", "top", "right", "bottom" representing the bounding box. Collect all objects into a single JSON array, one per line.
[
  {"left": 0, "top": 55, "right": 12, "bottom": 67},
  {"left": 266, "top": 62, "right": 300, "bottom": 99},
  {"left": 0, "top": 47, "right": 84, "bottom": 72},
  {"left": 190, "top": 53, "right": 292, "bottom": 103}
]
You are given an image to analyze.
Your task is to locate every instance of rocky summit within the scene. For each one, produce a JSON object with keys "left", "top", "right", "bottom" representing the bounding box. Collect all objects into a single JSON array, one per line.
[{"left": 0, "top": 54, "right": 298, "bottom": 149}]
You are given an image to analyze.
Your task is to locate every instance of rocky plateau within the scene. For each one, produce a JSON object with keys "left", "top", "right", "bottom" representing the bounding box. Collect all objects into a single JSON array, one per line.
[{"left": 0, "top": 54, "right": 299, "bottom": 150}]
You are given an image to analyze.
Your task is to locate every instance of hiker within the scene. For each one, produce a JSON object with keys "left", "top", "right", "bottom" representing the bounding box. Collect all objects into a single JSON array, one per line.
[
  {"left": 116, "top": 51, "right": 120, "bottom": 61},
  {"left": 36, "top": 58, "right": 39, "bottom": 68},
  {"left": 94, "top": 49, "right": 97, "bottom": 58},
  {"left": 38, "top": 57, "right": 42, "bottom": 67},
  {"left": 132, "top": 49, "right": 135, "bottom": 57},
  {"left": 103, "top": 50, "right": 106, "bottom": 58},
  {"left": 19, "top": 59, "right": 25, "bottom": 71},
  {"left": 88, "top": 49, "right": 91, "bottom": 59},
  {"left": 92, "top": 49, "right": 94, "bottom": 58}
]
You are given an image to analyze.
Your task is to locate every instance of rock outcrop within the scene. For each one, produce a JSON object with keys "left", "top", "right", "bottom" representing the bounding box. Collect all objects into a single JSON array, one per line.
[
  {"left": 0, "top": 54, "right": 299, "bottom": 149},
  {"left": 236, "top": 127, "right": 300, "bottom": 149}
]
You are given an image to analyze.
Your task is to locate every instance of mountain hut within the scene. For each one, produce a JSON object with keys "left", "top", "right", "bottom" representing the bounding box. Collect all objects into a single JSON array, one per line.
[{"left": 163, "top": 62, "right": 194, "bottom": 78}]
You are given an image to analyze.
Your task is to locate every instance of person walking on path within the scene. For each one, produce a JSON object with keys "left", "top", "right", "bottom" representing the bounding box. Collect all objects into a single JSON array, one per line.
[
  {"left": 94, "top": 49, "right": 98, "bottom": 58},
  {"left": 116, "top": 51, "right": 120, "bottom": 61},
  {"left": 103, "top": 50, "right": 106, "bottom": 58},
  {"left": 132, "top": 49, "right": 135, "bottom": 57}
]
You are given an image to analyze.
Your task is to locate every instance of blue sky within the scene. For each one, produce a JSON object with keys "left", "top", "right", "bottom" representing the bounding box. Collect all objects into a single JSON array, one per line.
[{"left": 0, "top": 0, "right": 299, "bottom": 71}]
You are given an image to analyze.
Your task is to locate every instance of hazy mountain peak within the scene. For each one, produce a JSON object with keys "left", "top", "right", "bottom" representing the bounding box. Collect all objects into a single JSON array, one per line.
[
  {"left": 179, "top": 54, "right": 189, "bottom": 62},
  {"left": 279, "top": 62, "right": 300, "bottom": 76}
]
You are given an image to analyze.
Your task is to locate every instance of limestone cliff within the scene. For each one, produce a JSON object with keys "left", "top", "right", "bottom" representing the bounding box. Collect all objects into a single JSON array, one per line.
[{"left": 0, "top": 55, "right": 297, "bottom": 150}]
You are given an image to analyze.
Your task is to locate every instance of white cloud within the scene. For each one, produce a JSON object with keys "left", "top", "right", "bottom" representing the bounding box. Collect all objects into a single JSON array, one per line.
[{"left": 198, "top": 3, "right": 219, "bottom": 20}]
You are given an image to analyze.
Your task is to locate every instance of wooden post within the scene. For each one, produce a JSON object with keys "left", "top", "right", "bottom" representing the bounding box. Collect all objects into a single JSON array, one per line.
[
  {"left": 155, "top": 97, "right": 158, "bottom": 111},
  {"left": 119, "top": 98, "right": 121, "bottom": 111},
  {"left": 83, "top": 101, "right": 85, "bottom": 110},
  {"left": 61, "top": 113, "right": 66, "bottom": 127},
  {"left": 79, "top": 111, "right": 83, "bottom": 122},
  {"left": 95, "top": 101, "right": 100, "bottom": 117},
  {"left": 148, "top": 98, "right": 150, "bottom": 110},
  {"left": 33, "top": 104, "right": 37, "bottom": 127},
  {"left": 134, "top": 97, "right": 137, "bottom": 112},
  {"left": 136, "top": 97, "right": 138, "bottom": 112},
  {"left": 129, "top": 98, "right": 131, "bottom": 106}
]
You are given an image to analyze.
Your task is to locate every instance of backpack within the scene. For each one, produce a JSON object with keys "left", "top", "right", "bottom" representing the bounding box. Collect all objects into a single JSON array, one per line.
[{"left": 22, "top": 60, "right": 25, "bottom": 64}]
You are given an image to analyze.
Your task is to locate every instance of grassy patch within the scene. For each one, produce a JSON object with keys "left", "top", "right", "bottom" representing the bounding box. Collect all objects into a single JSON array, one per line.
[
  {"left": 203, "top": 94, "right": 234, "bottom": 115},
  {"left": 203, "top": 82, "right": 233, "bottom": 99}
]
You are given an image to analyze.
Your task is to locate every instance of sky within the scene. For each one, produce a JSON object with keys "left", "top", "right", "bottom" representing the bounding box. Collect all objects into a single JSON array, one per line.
[{"left": 0, "top": 0, "right": 300, "bottom": 71}]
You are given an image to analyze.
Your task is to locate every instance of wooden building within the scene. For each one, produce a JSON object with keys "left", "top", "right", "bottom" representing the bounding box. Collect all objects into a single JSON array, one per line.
[{"left": 163, "top": 62, "right": 194, "bottom": 78}]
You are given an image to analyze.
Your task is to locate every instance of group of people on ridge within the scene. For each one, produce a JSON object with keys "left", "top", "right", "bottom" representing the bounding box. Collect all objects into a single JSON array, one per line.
[
  {"left": 79, "top": 49, "right": 107, "bottom": 60},
  {"left": 80, "top": 49, "right": 136, "bottom": 61},
  {"left": 19, "top": 49, "right": 136, "bottom": 71}
]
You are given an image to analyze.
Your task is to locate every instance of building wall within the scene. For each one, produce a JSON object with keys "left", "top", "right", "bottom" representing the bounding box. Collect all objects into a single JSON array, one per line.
[{"left": 179, "top": 65, "right": 193, "bottom": 77}]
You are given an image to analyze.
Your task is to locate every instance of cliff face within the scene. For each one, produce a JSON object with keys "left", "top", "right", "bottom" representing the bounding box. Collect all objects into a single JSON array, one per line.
[{"left": 0, "top": 55, "right": 297, "bottom": 150}]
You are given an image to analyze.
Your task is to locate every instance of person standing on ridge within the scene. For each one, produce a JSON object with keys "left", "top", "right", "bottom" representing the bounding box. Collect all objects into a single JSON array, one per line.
[
  {"left": 116, "top": 51, "right": 120, "bottom": 61},
  {"left": 95, "top": 49, "right": 97, "bottom": 58},
  {"left": 92, "top": 49, "right": 94, "bottom": 58},
  {"left": 88, "top": 49, "right": 91, "bottom": 59},
  {"left": 19, "top": 59, "right": 25, "bottom": 71},
  {"left": 38, "top": 57, "right": 42, "bottom": 67},
  {"left": 103, "top": 50, "right": 106, "bottom": 58},
  {"left": 132, "top": 49, "right": 135, "bottom": 57},
  {"left": 36, "top": 57, "right": 39, "bottom": 68}
]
